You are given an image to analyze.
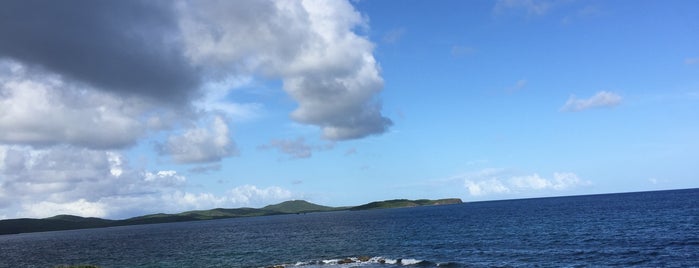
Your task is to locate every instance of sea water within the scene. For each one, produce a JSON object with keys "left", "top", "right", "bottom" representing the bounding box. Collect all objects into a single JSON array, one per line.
[{"left": 1, "top": 189, "right": 698, "bottom": 267}]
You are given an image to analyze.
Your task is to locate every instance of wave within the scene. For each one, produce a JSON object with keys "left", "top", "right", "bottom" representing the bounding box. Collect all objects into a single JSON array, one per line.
[{"left": 265, "top": 256, "right": 462, "bottom": 268}]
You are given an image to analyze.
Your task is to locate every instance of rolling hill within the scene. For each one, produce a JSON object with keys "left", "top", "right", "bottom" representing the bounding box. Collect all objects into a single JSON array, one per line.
[
  {"left": 350, "top": 198, "right": 463, "bottom": 210},
  {"left": 262, "top": 200, "right": 340, "bottom": 213},
  {"left": 0, "top": 198, "right": 462, "bottom": 235}
]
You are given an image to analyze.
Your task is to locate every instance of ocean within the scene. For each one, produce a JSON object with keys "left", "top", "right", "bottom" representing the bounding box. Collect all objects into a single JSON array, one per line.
[{"left": 1, "top": 189, "right": 697, "bottom": 267}]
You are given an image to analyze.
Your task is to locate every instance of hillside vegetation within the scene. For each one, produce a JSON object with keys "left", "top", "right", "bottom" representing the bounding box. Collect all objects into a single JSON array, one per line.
[
  {"left": 0, "top": 198, "right": 462, "bottom": 235},
  {"left": 262, "top": 200, "right": 340, "bottom": 214},
  {"left": 350, "top": 198, "right": 463, "bottom": 210}
]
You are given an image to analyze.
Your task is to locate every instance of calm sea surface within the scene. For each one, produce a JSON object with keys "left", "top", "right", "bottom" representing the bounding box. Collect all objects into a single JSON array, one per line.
[{"left": 1, "top": 189, "right": 698, "bottom": 267}]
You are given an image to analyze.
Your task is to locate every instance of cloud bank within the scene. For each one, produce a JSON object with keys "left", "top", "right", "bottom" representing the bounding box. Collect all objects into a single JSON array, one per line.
[
  {"left": 0, "top": 0, "right": 391, "bottom": 148},
  {"left": 463, "top": 169, "right": 590, "bottom": 196},
  {"left": 0, "top": 0, "right": 387, "bottom": 218},
  {"left": 0, "top": 145, "right": 296, "bottom": 219}
]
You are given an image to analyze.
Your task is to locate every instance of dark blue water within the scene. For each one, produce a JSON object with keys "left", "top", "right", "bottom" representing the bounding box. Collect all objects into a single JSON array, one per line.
[{"left": 1, "top": 189, "right": 698, "bottom": 267}]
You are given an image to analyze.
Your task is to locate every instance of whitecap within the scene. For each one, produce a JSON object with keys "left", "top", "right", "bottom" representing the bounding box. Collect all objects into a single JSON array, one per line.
[{"left": 399, "top": 258, "right": 423, "bottom": 265}]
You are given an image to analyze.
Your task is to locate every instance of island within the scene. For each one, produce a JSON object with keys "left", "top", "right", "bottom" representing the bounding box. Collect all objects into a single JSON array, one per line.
[{"left": 0, "top": 198, "right": 462, "bottom": 235}]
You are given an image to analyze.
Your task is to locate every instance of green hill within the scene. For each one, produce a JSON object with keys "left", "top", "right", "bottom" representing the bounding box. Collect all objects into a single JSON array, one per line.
[
  {"left": 178, "top": 207, "right": 277, "bottom": 219},
  {"left": 262, "top": 200, "right": 337, "bottom": 214},
  {"left": 351, "top": 198, "right": 462, "bottom": 211},
  {"left": 0, "top": 198, "right": 462, "bottom": 235},
  {"left": 0, "top": 216, "right": 114, "bottom": 234}
]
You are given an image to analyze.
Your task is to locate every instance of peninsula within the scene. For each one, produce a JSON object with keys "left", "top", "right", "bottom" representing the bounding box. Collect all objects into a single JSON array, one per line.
[{"left": 0, "top": 198, "right": 462, "bottom": 235}]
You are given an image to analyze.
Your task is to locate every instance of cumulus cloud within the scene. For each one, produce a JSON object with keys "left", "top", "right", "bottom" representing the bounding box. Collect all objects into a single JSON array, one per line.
[
  {"left": 463, "top": 169, "right": 590, "bottom": 196},
  {"left": 0, "top": 0, "right": 200, "bottom": 104},
  {"left": 157, "top": 115, "right": 238, "bottom": 164},
  {"left": 0, "top": 0, "right": 388, "bottom": 218},
  {"left": 561, "top": 91, "right": 622, "bottom": 112},
  {"left": 0, "top": 60, "right": 154, "bottom": 149},
  {"left": 258, "top": 137, "right": 334, "bottom": 159},
  {"left": 0, "top": 145, "right": 296, "bottom": 219},
  {"left": 1, "top": 0, "right": 391, "bottom": 147},
  {"left": 0, "top": 145, "right": 166, "bottom": 217},
  {"left": 2, "top": 0, "right": 391, "bottom": 147},
  {"left": 0, "top": 146, "right": 181, "bottom": 205},
  {"left": 464, "top": 179, "right": 511, "bottom": 196},
  {"left": 178, "top": 0, "right": 392, "bottom": 140}
]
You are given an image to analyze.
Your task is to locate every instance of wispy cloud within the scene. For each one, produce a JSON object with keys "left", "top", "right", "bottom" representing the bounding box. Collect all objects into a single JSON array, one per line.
[
  {"left": 344, "top": 147, "right": 358, "bottom": 156},
  {"left": 561, "top": 91, "right": 622, "bottom": 112},
  {"left": 561, "top": 5, "right": 603, "bottom": 24},
  {"left": 494, "top": 0, "right": 553, "bottom": 16},
  {"left": 382, "top": 28, "right": 406, "bottom": 44},
  {"left": 506, "top": 79, "right": 527, "bottom": 93},
  {"left": 685, "top": 57, "right": 699, "bottom": 65},
  {"left": 451, "top": 45, "right": 477, "bottom": 57},
  {"left": 258, "top": 137, "right": 334, "bottom": 159},
  {"left": 188, "top": 163, "right": 222, "bottom": 174}
]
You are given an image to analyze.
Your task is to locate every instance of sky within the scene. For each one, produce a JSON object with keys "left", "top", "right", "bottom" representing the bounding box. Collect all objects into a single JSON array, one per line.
[{"left": 0, "top": 0, "right": 697, "bottom": 220}]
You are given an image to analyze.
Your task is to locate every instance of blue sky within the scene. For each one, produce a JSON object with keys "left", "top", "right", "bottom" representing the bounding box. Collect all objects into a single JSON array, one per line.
[{"left": 0, "top": 0, "right": 697, "bottom": 219}]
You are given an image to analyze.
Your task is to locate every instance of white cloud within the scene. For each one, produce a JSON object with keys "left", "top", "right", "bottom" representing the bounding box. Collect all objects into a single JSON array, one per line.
[
  {"left": 561, "top": 91, "right": 622, "bottom": 112},
  {"left": 143, "top": 170, "right": 187, "bottom": 187},
  {"left": 0, "top": 146, "right": 179, "bottom": 204},
  {"left": 464, "top": 179, "right": 511, "bottom": 196},
  {"left": 228, "top": 185, "right": 294, "bottom": 206},
  {"left": 463, "top": 169, "right": 590, "bottom": 197},
  {"left": 509, "top": 172, "right": 587, "bottom": 190},
  {"left": 0, "top": 60, "right": 151, "bottom": 149},
  {"left": 177, "top": 0, "right": 392, "bottom": 140},
  {"left": 158, "top": 115, "right": 238, "bottom": 163},
  {"left": 0, "top": 0, "right": 387, "bottom": 219},
  {"left": 160, "top": 191, "right": 228, "bottom": 211},
  {"left": 0, "top": 145, "right": 297, "bottom": 219},
  {"left": 2, "top": 0, "right": 392, "bottom": 148},
  {"left": 22, "top": 199, "right": 107, "bottom": 219}
]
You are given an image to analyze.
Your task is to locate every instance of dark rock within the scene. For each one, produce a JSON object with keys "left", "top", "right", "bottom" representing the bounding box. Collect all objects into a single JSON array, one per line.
[{"left": 337, "top": 258, "right": 354, "bottom": 264}]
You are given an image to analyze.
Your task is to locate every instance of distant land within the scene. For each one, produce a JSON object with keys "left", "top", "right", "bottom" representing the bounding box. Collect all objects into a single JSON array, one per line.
[{"left": 0, "top": 198, "right": 462, "bottom": 235}]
